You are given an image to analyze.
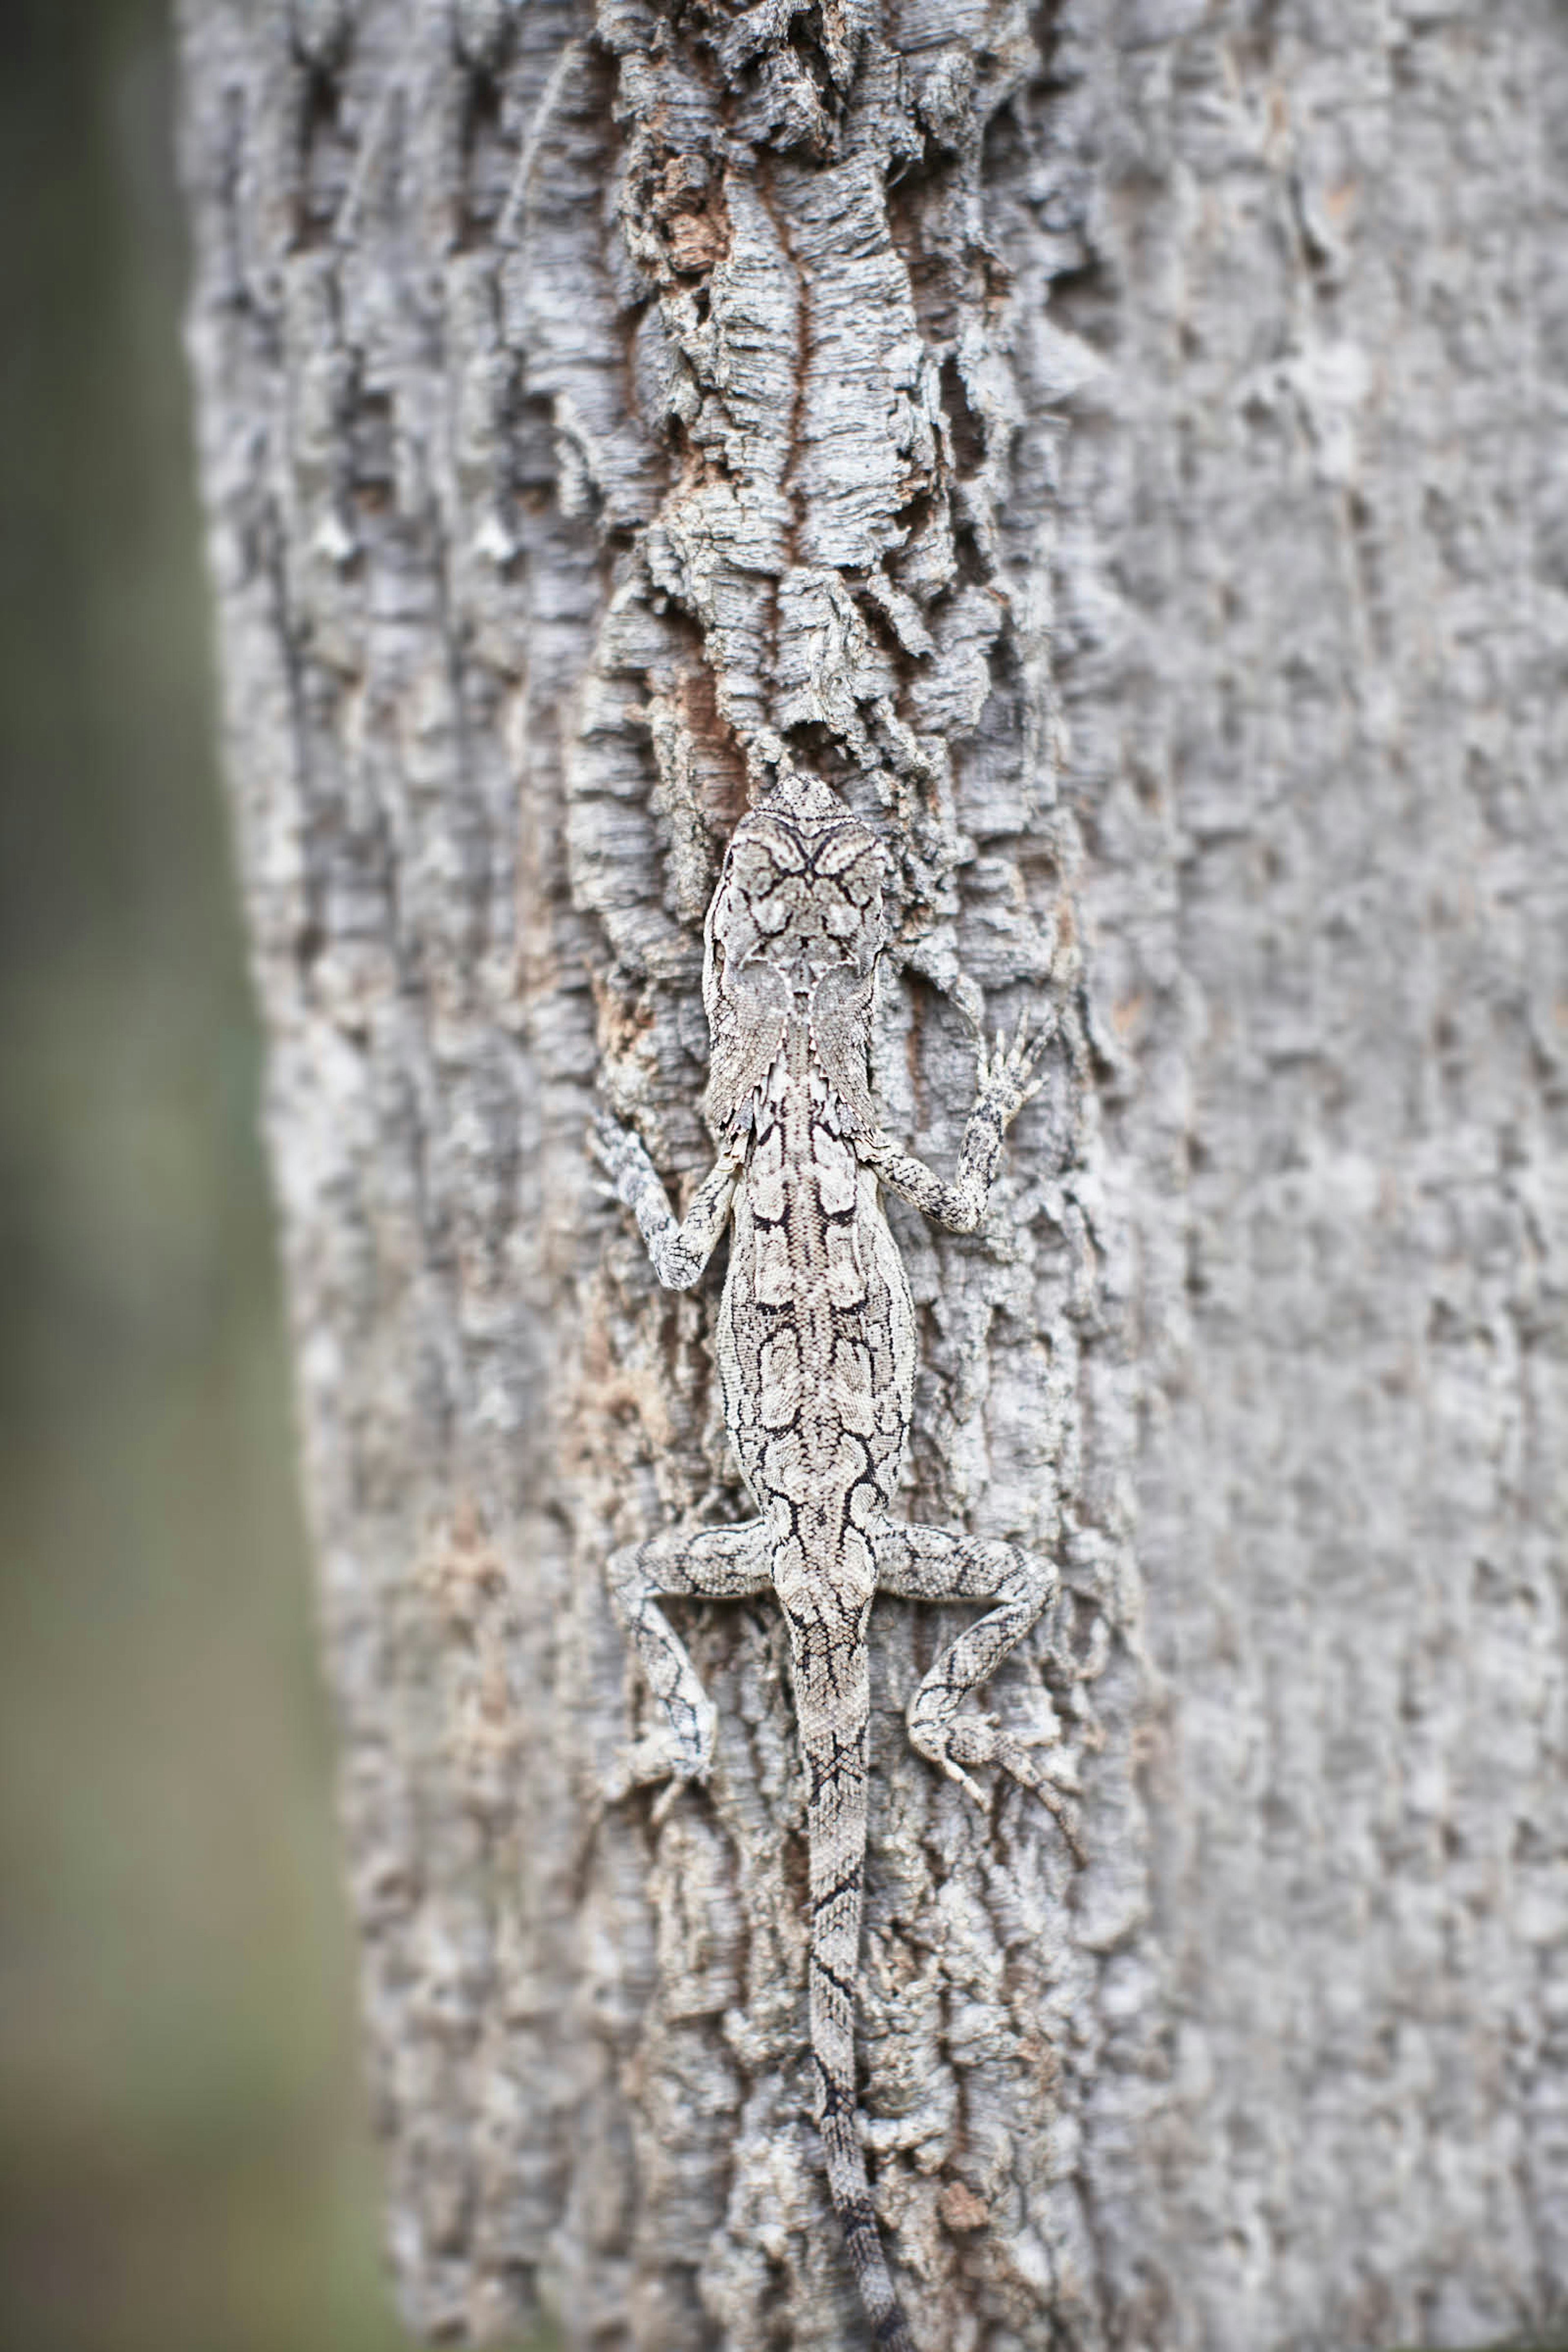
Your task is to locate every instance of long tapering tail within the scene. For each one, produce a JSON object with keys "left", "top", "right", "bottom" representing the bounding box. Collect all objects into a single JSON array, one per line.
[{"left": 803, "top": 1701, "right": 915, "bottom": 2352}]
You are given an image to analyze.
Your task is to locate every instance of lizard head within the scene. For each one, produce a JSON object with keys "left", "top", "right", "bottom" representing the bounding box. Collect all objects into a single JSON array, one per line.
[
  {"left": 702, "top": 801, "right": 887, "bottom": 1141},
  {"left": 718, "top": 805, "right": 886, "bottom": 1003}
]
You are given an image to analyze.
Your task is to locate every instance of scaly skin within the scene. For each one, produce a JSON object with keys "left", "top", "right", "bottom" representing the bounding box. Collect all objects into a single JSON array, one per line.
[{"left": 592, "top": 790, "right": 1078, "bottom": 2350}]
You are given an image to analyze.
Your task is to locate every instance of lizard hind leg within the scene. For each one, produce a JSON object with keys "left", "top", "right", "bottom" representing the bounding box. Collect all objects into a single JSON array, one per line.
[
  {"left": 875, "top": 1525, "right": 1083, "bottom": 1862},
  {"left": 604, "top": 1519, "right": 773, "bottom": 1804}
]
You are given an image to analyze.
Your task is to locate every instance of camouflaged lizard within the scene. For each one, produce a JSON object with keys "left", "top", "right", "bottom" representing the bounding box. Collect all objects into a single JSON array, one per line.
[{"left": 592, "top": 777, "right": 1078, "bottom": 2352}]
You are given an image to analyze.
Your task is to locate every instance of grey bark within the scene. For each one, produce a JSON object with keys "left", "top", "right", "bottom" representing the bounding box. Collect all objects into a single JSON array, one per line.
[{"left": 177, "top": 4, "right": 1568, "bottom": 2351}]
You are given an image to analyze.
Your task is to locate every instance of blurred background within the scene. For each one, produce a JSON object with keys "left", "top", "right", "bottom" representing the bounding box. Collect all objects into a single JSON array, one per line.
[{"left": 0, "top": 5, "right": 419, "bottom": 2346}]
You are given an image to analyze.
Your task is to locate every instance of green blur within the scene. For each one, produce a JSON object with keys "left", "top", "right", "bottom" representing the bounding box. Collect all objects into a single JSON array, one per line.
[{"left": 0, "top": 7, "right": 474, "bottom": 2347}]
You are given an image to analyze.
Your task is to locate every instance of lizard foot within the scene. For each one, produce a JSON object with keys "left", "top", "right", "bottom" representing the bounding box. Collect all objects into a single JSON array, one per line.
[
  {"left": 974, "top": 1016, "right": 1050, "bottom": 1132},
  {"left": 911, "top": 1713, "right": 1085, "bottom": 1864},
  {"left": 601, "top": 1717, "right": 715, "bottom": 1822}
]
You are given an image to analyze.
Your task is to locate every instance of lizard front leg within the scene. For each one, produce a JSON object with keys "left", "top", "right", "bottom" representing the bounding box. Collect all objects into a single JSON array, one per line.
[
  {"left": 605, "top": 1519, "right": 773, "bottom": 1801},
  {"left": 875, "top": 1524, "right": 1082, "bottom": 1861},
  {"left": 864, "top": 1018, "right": 1045, "bottom": 1234},
  {"left": 591, "top": 1111, "right": 741, "bottom": 1290}
]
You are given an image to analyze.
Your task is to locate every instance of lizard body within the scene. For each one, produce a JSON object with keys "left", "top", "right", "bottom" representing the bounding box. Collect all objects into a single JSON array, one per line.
[{"left": 594, "top": 785, "right": 1076, "bottom": 2350}]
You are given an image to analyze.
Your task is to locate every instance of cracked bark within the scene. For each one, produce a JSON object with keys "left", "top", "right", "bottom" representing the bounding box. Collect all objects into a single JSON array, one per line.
[{"left": 179, "top": 3, "right": 1568, "bottom": 2349}]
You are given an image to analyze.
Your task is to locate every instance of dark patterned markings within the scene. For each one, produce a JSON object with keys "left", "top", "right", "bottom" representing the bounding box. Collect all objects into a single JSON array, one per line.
[{"left": 592, "top": 785, "right": 1076, "bottom": 2352}]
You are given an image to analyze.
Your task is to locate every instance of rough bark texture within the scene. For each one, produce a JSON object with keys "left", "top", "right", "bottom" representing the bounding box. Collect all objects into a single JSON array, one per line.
[
  {"left": 1070, "top": 9, "right": 1568, "bottom": 2346},
  {"left": 178, "top": 4, "right": 1568, "bottom": 2350}
]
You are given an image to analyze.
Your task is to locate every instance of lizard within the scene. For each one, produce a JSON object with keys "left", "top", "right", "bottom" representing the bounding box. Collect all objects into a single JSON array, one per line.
[{"left": 591, "top": 775, "right": 1079, "bottom": 2352}]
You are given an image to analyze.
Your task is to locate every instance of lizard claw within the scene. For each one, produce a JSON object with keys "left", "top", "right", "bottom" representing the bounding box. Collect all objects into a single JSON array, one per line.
[
  {"left": 991, "top": 1732, "right": 1086, "bottom": 1864},
  {"left": 649, "top": 1775, "right": 686, "bottom": 1827},
  {"left": 910, "top": 1713, "right": 999, "bottom": 1811},
  {"left": 938, "top": 1751, "right": 993, "bottom": 1811},
  {"left": 600, "top": 1759, "right": 707, "bottom": 1822},
  {"left": 912, "top": 1713, "right": 1085, "bottom": 1862},
  {"left": 601, "top": 1724, "right": 713, "bottom": 1815},
  {"left": 974, "top": 1013, "right": 1050, "bottom": 1129}
]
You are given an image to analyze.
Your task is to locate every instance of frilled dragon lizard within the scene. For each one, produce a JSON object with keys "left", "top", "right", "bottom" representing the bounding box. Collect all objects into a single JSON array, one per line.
[{"left": 593, "top": 776, "right": 1078, "bottom": 2350}]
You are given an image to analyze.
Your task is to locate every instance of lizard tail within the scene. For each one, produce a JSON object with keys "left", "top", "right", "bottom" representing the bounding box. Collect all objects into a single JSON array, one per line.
[{"left": 804, "top": 1712, "right": 915, "bottom": 2352}]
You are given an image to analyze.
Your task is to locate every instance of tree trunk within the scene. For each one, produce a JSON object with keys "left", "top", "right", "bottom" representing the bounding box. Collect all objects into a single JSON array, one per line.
[{"left": 177, "top": 3, "right": 1568, "bottom": 2349}]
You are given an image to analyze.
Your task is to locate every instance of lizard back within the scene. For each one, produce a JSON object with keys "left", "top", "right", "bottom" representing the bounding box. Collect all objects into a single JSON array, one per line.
[
  {"left": 598, "top": 786, "right": 1067, "bottom": 2352},
  {"left": 718, "top": 1039, "right": 915, "bottom": 1557},
  {"left": 705, "top": 798, "right": 920, "bottom": 2350}
]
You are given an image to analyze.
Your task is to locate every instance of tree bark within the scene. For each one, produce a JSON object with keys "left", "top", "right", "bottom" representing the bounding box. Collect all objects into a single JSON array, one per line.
[{"left": 178, "top": 4, "right": 1568, "bottom": 2350}]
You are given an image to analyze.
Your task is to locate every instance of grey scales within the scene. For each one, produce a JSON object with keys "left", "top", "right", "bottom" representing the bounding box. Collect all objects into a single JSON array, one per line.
[{"left": 594, "top": 771, "right": 1081, "bottom": 2352}]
